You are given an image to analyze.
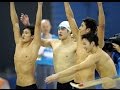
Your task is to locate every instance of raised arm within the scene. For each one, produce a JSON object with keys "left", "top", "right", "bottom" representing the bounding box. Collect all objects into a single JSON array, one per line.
[
  {"left": 97, "top": 2, "right": 105, "bottom": 48},
  {"left": 64, "top": 2, "right": 79, "bottom": 40},
  {"left": 33, "top": 2, "right": 42, "bottom": 43},
  {"left": 20, "top": 13, "right": 30, "bottom": 26},
  {"left": 45, "top": 54, "right": 98, "bottom": 84},
  {"left": 40, "top": 39, "right": 53, "bottom": 47},
  {"left": 10, "top": 2, "right": 21, "bottom": 44}
]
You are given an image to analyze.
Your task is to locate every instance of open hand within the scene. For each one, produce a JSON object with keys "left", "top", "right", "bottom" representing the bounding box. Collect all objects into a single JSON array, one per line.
[
  {"left": 20, "top": 13, "right": 30, "bottom": 26},
  {"left": 45, "top": 74, "right": 58, "bottom": 84}
]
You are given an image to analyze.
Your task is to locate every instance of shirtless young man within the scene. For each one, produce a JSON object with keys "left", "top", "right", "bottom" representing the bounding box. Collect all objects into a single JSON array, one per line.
[
  {"left": 45, "top": 33, "right": 117, "bottom": 89},
  {"left": 64, "top": 2, "right": 105, "bottom": 84},
  {"left": 10, "top": 2, "right": 42, "bottom": 89},
  {"left": 45, "top": 2, "right": 105, "bottom": 85},
  {"left": 40, "top": 21, "right": 77, "bottom": 89},
  {"left": 20, "top": 15, "right": 58, "bottom": 89},
  {"left": 20, "top": 14, "right": 77, "bottom": 89}
]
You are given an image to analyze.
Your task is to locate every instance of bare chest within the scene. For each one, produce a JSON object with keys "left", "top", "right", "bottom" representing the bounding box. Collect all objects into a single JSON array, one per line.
[
  {"left": 76, "top": 46, "right": 90, "bottom": 63},
  {"left": 53, "top": 44, "right": 76, "bottom": 58},
  {"left": 14, "top": 45, "right": 37, "bottom": 62}
]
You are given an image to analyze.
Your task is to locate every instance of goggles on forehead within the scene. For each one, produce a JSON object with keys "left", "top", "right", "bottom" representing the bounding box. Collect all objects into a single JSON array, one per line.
[{"left": 57, "top": 26, "right": 67, "bottom": 30}]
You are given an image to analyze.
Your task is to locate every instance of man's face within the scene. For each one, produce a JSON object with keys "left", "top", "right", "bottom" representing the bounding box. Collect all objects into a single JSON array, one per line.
[
  {"left": 22, "top": 29, "right": 33, "bottom": 43},
  {"left": 79, "top": 22, "right": 90, "bottom": 35},
  {"left": 58, "top": 26, "right": 70, "bottom": 40},
  {"left": 41, "top": 21, "right": 51, "bottom": 34},
  {"left": 112, "top": 43, "right": 120, "bottom": 51},
  {"left": 82, "top": 38, "right": 93, "bottom": 53}
]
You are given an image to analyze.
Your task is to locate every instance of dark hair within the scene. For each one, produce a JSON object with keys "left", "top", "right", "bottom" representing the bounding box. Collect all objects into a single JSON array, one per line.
[
  {"left": 112, "top": 38, "right": 120, "bottom": 46},
  {"left": 23, "top": 25, "right": 35, "bottom": 36},
  {"left": 82, "top": 33, "right": 99, "bottom": 46},
  {"left": 83, "top": 17, "right": 98, "bottom": 34}
]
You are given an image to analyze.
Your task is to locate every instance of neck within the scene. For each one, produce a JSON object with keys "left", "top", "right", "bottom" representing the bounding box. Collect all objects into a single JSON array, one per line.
[
  {"left": 61, "top": 36, "right": 72, "bottom": 45},
  {"left": 91, "top": 46, "right": 99, "bottom": 54}
]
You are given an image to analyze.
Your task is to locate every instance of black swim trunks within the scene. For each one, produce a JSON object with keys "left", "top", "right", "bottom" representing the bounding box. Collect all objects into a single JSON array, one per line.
[{"left": 16, "top": 84, "right": 38, "bottom": 89}]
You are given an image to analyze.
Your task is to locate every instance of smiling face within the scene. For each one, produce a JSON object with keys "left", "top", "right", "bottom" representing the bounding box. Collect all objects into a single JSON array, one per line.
[
  {"left": 82, "top": 38, "right": 94, "bottom": 53},
  {"left": 81, "top": 33, "right": 99, "bottom": 53},
  {"left": 21, "top": 28, "right": 33, "bottom": 43}
]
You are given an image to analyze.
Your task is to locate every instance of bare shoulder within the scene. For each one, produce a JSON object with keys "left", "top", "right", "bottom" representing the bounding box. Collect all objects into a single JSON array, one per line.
[
  {"left": 100, "top": 49, "right": 109, "bottom": 57},
  {"left": 97, "top": 49, "right": 111, "bottom": 62},
  {"left": 87, "top": 51, "right": 101, "bottom": 62}
]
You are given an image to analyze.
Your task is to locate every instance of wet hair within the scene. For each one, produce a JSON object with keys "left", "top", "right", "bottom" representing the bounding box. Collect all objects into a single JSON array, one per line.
[
  {"left": 83, "top": 17, "right": 98, "bottom": 34},
  {"left": 23, "top": 25, "right": 35, "bottom": 36},
  {"left": 82, "top": 33, "right": 99, "bottom": 46}
]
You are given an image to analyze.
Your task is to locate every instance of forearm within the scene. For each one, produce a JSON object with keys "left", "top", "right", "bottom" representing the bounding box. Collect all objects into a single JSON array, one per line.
[
  {"left": 98, "top": 3, "right": 105, "bottom": 27},
  {"left": 10, "top": 2, "right": 21, "bottom": 44},
  {"left": 35, "top": 2, "right": 42, "bottom": 26},
  {"left": 64, "top": 2, "right": 78, "bottom": 39},
  {"left": 57, "top": 65, "right": 79, "bottom": 79},
  {"left": 57, "top": 60, "right": 95, "bottom": 79},
  {"left": 34, "top": 2, "right": 42, "bottom": 40},
  {"left": 10, "top": 2, "right": 19, "bottom": 25},
  {"left": 57, "top": 54, "right": 99, "bottom": 79},
  {"left": 97, "top": 30, "right": 104, "bottom": 48},
  {"left": 97, "top": 3, "right": 105, "bottom": 48},
  {"left": 64, "top": 2, "right": 74, "bottom": 19}
]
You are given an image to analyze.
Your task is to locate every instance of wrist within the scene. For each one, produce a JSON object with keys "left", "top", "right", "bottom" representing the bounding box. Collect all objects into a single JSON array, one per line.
[
  {"left": 38, "top": 2, "right": 43, "bottom": 5},
  {"left": 98, "top": 4, "right": 102, "bottom": 7},
  {"left": 24, "top": 22, "right": 30, "bottom": 26},
  {"left": 27, "top": 22, "right": 30, "bottom": 26},
  {"left": 56, "top": 73, "right": 60, "bottom": 79}
]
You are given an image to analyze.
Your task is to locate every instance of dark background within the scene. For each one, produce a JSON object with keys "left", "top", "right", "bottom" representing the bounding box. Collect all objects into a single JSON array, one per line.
[{"left": 0, "top": 2, "right": 51, "bottom": 74}]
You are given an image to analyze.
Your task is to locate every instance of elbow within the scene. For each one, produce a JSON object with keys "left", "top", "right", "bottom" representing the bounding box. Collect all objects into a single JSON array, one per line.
[
  {"left": 12, "top": 23, "right": 19, "bottom": 28},
  {"left": 99, "top": 41, "right": 105, "bottom": 49},
  {"left": 99, "top": 44, "right": 104, "bottom": 49},
  {"left": 11, "top": 19, "right": 19, "bottom": 25},
  {"left": 35, "top": 23, "right": 41, "bottom": 27},
  {"left": 66, "top": 15, "right": 71, "bottom": 19},
  {"left": 66, "top": 13, "right": 74, "bottom": 19}
]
